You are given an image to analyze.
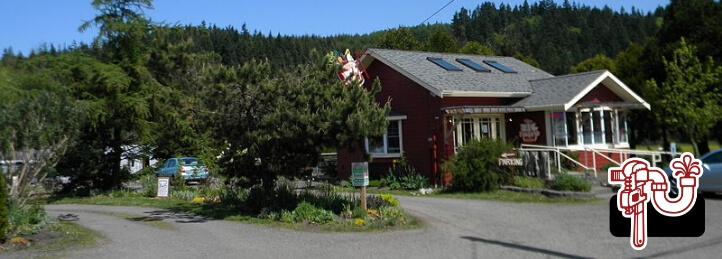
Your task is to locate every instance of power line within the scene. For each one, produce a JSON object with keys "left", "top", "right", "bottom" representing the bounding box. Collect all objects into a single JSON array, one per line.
[{"left": 420, "top": 0, "right": 455, "bottom": 25}]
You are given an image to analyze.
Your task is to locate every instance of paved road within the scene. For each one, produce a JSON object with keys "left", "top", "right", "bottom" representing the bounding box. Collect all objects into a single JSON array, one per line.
[{"left": 18, "top": 193, "right": 722, "bottom": 258}]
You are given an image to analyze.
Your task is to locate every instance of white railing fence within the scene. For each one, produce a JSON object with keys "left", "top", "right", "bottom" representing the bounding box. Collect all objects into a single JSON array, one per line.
[{"left": 517, "top": 144, "right": 676, "bottom": 180}]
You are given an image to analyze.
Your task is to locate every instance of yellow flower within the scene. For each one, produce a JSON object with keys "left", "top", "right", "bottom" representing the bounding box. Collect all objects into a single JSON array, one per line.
[
  {"left": 192, "top": 197, "right": 205, "bottom": 203},
  {"left": 353, "top": 218, "right": 365, "bottom": 226}
]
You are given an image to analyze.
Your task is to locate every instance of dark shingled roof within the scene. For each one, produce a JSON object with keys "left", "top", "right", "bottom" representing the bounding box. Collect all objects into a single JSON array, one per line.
[
  {"left": 366, "top": 48, "right": 554, "bottom": 96},
  {"left": 513, "top": 70, "right": 608, "bottom": 109}
]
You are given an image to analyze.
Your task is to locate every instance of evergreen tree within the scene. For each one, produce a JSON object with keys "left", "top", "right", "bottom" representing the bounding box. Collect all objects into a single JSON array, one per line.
[
  {"left": 375, "top": 27, "right": 422, "bottom": 51},
  {"left": 424, "top": 28, "right": 458, "bottom": 53},
  {"left": 70, "top": 0, "right": 159, "bottom": 190},
  {"left": 203, "top": 55, "right": 389, "bottom": 190}
]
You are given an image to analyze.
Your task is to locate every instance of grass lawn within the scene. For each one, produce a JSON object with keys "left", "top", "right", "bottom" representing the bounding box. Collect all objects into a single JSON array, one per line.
[
  {"left": 334, "top": 186, "right": 604, "bottom": 204},
  {"left": 635, "top": 141, "right": 720, "bottom": 153}
]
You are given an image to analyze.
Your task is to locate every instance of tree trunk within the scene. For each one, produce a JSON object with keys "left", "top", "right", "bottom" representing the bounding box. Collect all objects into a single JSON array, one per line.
[{"left": 697, "top": 137, "right": 710, "bottom": 156}]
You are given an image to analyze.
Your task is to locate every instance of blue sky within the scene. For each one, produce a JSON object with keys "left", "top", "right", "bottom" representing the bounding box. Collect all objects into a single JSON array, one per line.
[{"left": 1, "top": 0, "right": 668, "bottom": 55}]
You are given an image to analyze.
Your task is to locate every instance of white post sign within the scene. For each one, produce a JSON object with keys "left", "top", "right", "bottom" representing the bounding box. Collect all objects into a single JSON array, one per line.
[{"left": 157, "top": 177, "right": 170, "bottom": 198}]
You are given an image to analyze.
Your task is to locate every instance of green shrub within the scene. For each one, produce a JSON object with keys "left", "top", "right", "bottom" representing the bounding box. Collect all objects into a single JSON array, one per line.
[
  {"left": 399, "top": 174, "right": 428, "bottom": 189},
  {"left": 170, "top": 189, "right": 197, "bottom": 201},
  {"left": 140, "top": 174, "right": 158, "bottom": 197},
  {"left": 368, "top": 179, "right": 381, "bottom": 187},
  {"left": 379, "top": 194, "right": 399, "bottom": 207},
  {"left": 443, "top": 138, "right": 513, "bottom": 192},
  {"left": 378, "top": 206, "right": 407, "bottom": 226},
  {"left": 512, "top": 176, "right": 546, "bottom": 189},
  {"left": 561, "top": 151, "right": 580, "bottom": 170},
  {"left": 385, "top": 157, "right": 429, "bottom": 190},
  {"left": 242, "top": 186, "right": 270, "bottom": 215},
  {"left": 219, "top": 187, "right": 249, "bottom": 208},
  {"left": 291, "top": 202, "right": 336, "bottom": 224},
  {"left": 0, "top": 173, "right": 8, "bottom": 241},
  {"left": 549, "top": 173, "right": 592, "bottom": 192},
  {"left": 270, "top": 180, "right": 298, "bottom": 212},
  {"left": 351, "top": 207, "right": 367, "bottom": 219},
  {"left": 366, "top": 195, "right": 391, "bottom": 210},
  {"left": 601, "top": 163, "right": 616, "bottom": 173},
  {"left": 6, "top": 202, "right": 52, "bottom": 236}
]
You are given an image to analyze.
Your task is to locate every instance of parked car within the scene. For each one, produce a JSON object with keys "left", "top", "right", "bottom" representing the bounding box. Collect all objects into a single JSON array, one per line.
[
  {"left": 156, "top": 157, "right": 209, "bottom": 182},
  {"left": 666, "top": 149, "right": 722, "bottom": 197}
]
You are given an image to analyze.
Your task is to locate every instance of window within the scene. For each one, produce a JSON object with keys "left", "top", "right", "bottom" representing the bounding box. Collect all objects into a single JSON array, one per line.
[
  {"left": 454, "top": 115, "right": 503, "bottom": 148},
  {"left": 616, "top": 110, "right": 628, "bottom": 143},
  {"left": 366, "top": 120, "right": 403, "bottom": 156},
  {"left": 427, "top": 57, "right": 462, "bottom": 71},
  {"left": 483, "top": 60, "right": 517, "bottom": 73},
  {"left": 551, "top": 112, "right": 567, "bottom": 146},
  {"left": 456, "top": 58, "right": 491, "bottom": 72},
  {"left": 703, "top": 150, "right": 722, "bottom": 164},
  {"left": 564, "top": 108, "right": 629, "bottom": 146}
]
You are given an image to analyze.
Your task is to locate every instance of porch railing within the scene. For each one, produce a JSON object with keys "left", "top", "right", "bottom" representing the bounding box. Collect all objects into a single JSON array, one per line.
[{"left": 518, "top": 144, "right": 677, "bottom": 179}]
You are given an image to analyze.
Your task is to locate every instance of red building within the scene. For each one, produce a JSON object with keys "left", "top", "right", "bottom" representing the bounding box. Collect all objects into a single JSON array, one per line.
[{"left": 337, "top": 49, "right": 650, "bottom": 184}]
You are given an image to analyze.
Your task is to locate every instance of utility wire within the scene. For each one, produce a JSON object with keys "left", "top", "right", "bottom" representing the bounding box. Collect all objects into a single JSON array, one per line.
[{"left": 420, "top": 0, "right": 455, "bottom": 25}]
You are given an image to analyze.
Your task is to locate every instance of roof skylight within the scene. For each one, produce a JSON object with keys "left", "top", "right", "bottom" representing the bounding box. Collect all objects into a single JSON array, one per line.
[
  {"left": 456, "top": 58, "right": 491, "bottom": 72},
  {"left": 427, "top": 57, "right": 462, "bottom": 71},
  {"left": 483, "top": 60, "right": 517, "bottom": 73}
]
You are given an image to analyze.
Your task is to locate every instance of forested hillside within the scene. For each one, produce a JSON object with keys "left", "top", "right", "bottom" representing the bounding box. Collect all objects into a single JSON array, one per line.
[
  {"left": 450, "top": 0, "right": 663, "bottom": 74},
  {"left": 14, "top": 1, "right": 658, "bottom": 75},
  {"left": 1, "top": 0, "right": 721, "bottom": 194}
]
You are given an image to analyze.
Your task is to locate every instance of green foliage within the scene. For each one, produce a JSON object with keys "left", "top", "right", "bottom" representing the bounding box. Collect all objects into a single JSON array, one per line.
[
  {"left": 377, "top": 206, "right": 408, "bottom": 226},
  {"left": 365, "top": 195, "right": 391, "bottom": 210},
  {"left": 459, "top": 41, "right": 496, "bottom": 55},
  {"left": 170, "top": 189, "right": 196, "bottom": 201},
  {"left": 379, "top": 194, "right": 399, "bottom": 207},
  {"left": 0, "top": 91, "right": 83, "bottom": 206},
  {"left": 286, "top": 202, "right": 336, "bottom": 225},
  {"left": 512, "top": 176, "right": 546, "bottom": 189},
  {"left": 549, "top": 173, "right": 592, "bottom": 192},
  {"left": 424, "top": 28, "right": 458, "bottom": 53},
  {"left": 561, "top": 151, "right": 580, "bottom": 170},
  {"left": 351, "top": 207, "right": 367, "bottom": 219},
  {"left": 5, "top": 202, "right": 52, "bottom": 236},
  {"left": 643, "top": 38, "right": 722, "bottom": 155},
  {"left": 384, "top": 157, "right": 429, "bottom": 190},
  {"left": 570, "top": 54, "right": 617, "bottom": 74},
  {"left": 0, "top": 171, "right": 8, "bottom": 241},
  {"left": 205, "top": 56, "right": 389, "bottom": 190},
  {"left": 375, "top": 27, "right": 422, "bottom": 51},
  {"left": 451, "top": 1, "right": 660, "bottom": 74},
  {"left": 443, "top": 138, "right": 513, "bottom": 192},
  {"left": 600, "top": 163, "right": 616, "bottom": 173},
  {"left": 368, "top": 179, "right": 381, "bottom": 187}
]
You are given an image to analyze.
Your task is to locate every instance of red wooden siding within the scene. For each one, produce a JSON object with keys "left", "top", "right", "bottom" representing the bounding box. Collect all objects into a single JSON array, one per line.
[
  {"left": 336, "top": 59, "right": 446, "bottom": 184},
  {"left": 576, "top": 83, "right": 624, "bottom": 104}
]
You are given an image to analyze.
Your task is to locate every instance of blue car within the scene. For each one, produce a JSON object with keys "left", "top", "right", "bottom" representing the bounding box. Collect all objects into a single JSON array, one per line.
[
  {"left": 666, "top": 149, "right": 722, "bottom": 197},
  {"left": 157, "top": 157, "right": 210, "bottom": 182}
]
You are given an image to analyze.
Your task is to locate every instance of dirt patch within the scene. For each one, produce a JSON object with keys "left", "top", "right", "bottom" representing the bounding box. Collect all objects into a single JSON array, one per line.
[{"left": 0, "top": 228, "right": 64, "bottom": 253}]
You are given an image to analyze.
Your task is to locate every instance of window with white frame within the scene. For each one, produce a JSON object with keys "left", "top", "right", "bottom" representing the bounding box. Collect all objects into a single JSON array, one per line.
[
  {"left": 366, "top": 119, "right": 403, "bottom": 156},
  {"left": 454, "top": 115, "right": 503, "bottom": 148},
  {"left": 556, "top": 108, "right": 629, "bottom": 146}
]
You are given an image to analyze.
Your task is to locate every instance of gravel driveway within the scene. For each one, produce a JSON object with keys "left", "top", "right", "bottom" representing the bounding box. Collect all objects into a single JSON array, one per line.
[{"left": 11, "top": 194, "right": 722, "bottom": 258}]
